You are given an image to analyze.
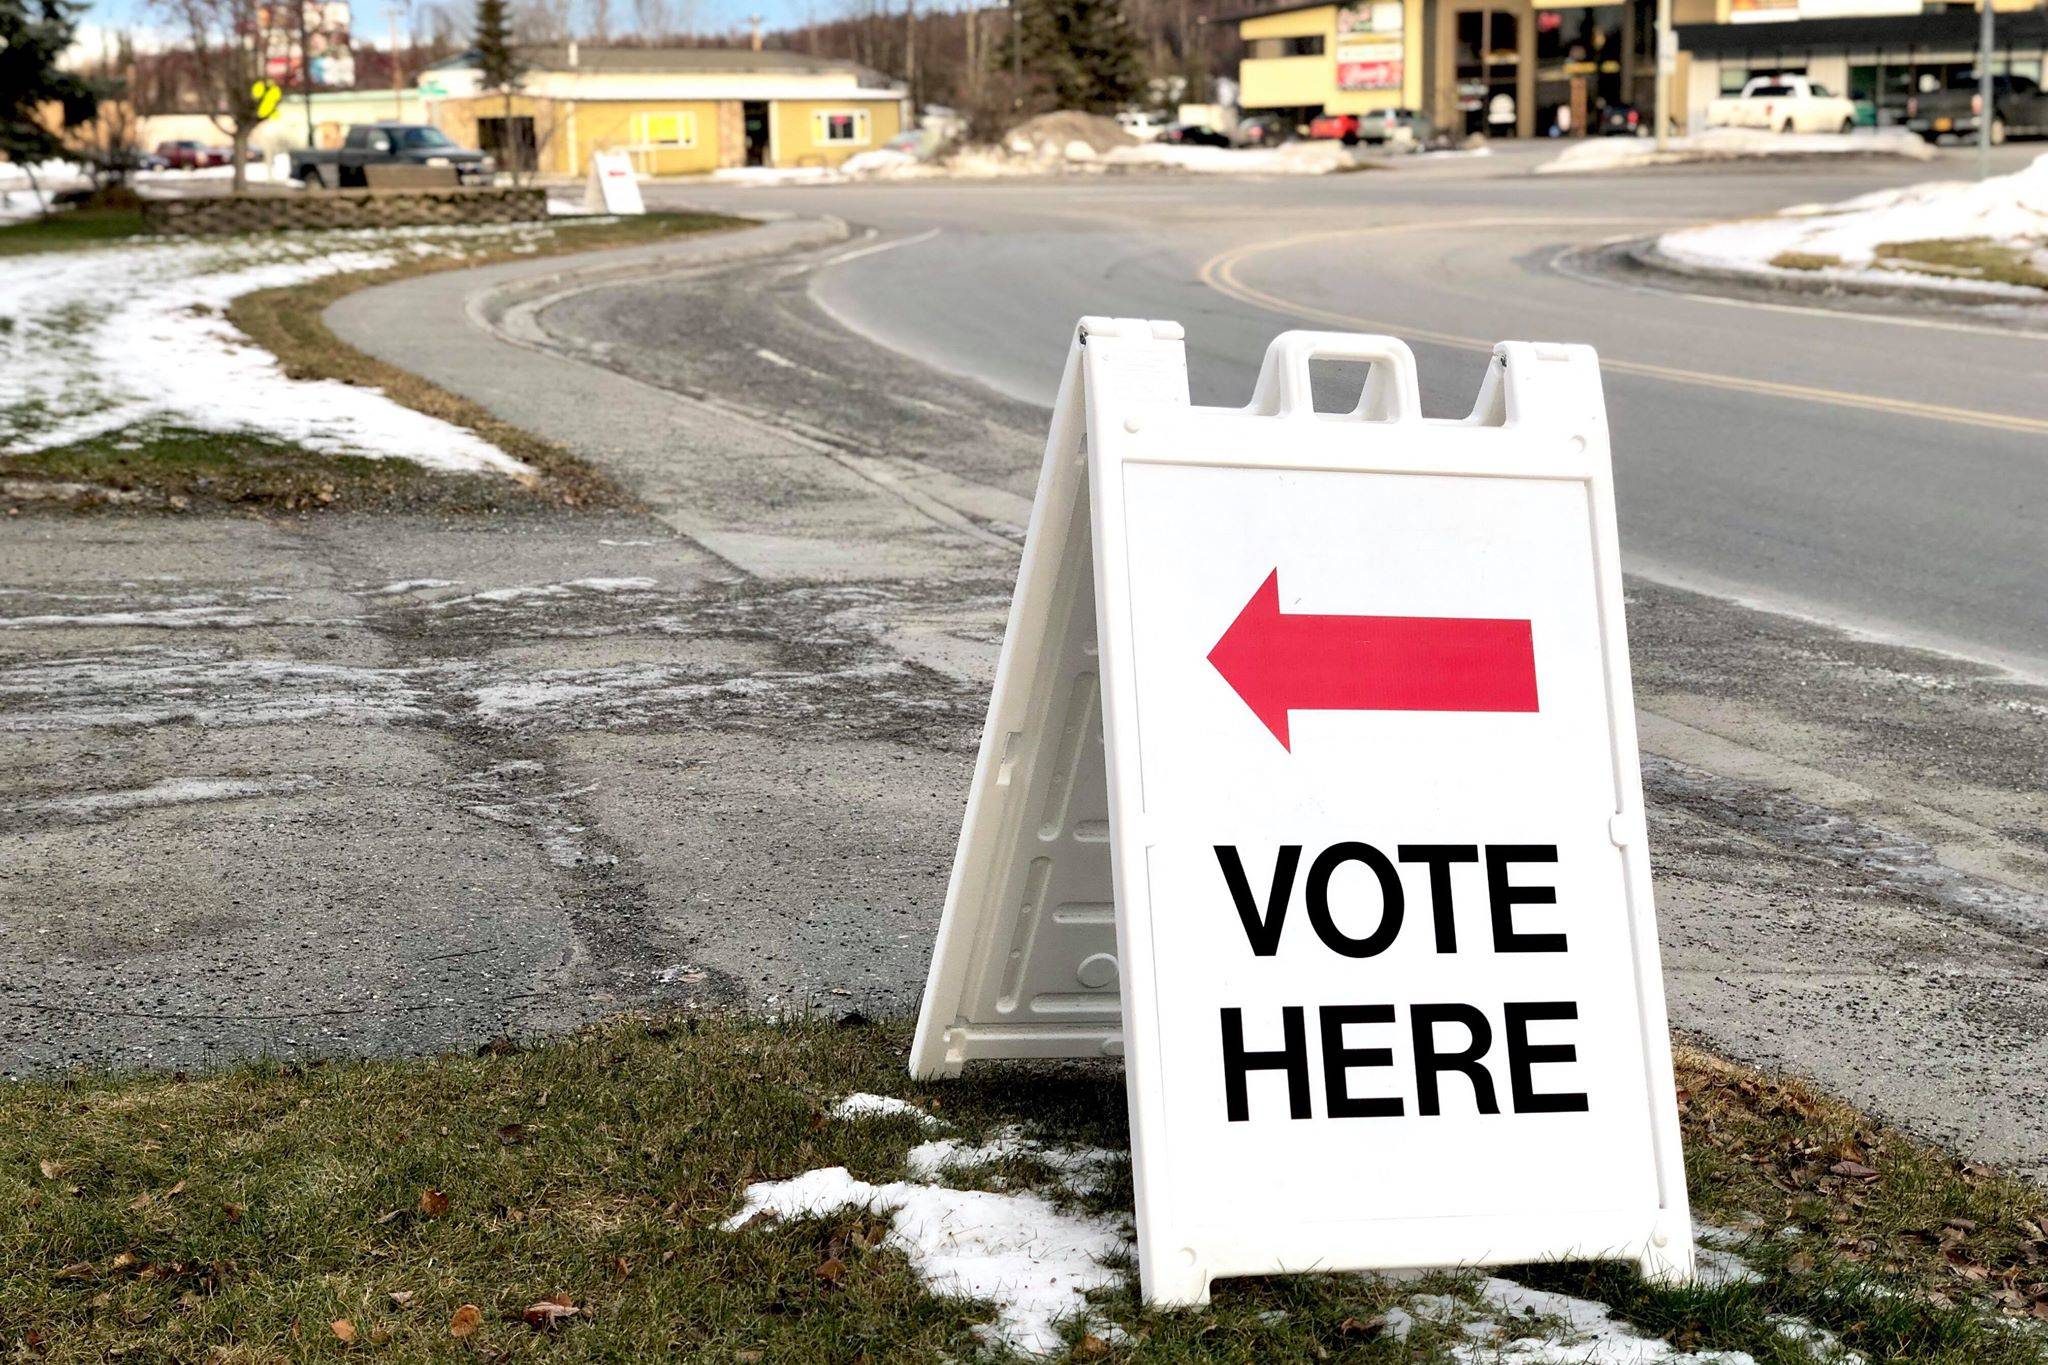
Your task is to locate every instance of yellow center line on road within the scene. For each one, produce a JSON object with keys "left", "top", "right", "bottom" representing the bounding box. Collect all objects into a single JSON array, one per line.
[{"left": 1198, "top": 221, "right": 2048, "bottom": 439}]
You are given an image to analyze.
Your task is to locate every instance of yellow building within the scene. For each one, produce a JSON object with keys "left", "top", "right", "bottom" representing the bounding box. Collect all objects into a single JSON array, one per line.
[
  {"left": 418, "top": 45, "right": 908, "bottom": 177},
  {"left": 1237, "top": 0, "right": 1719, "bottom": 139}
]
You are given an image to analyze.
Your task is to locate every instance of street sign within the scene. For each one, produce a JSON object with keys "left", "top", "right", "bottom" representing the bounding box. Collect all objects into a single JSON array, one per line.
[
  {"left": 584, "top": 149, "right": 646, "bottom": 215},
  {"left": 910, "top": 319, "right": 1693, "bottom": 1305}
]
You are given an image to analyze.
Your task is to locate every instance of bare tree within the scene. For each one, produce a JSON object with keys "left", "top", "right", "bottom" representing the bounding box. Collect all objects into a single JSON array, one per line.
[
  {"left": 152, "top": 0, "right": 281, "bottom": 191},
  {"left": 627, "top": 0, "right": 668, "bottom": 38},
  {"left": 513, "top": 0, "right": 571, "bottom": 41},
  {"left": 582, "top": 0, "right": 609, "bottom": 40}
]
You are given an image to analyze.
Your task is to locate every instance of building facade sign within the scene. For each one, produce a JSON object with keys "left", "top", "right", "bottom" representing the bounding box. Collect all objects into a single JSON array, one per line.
[{"left": 1336, "top": 1, "right": 1407, "bottom": 92}]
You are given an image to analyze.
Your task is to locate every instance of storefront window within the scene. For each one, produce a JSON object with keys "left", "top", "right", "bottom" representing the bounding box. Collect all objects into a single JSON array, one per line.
[{"left": 1456, "top": 10, "right": 1523, "bottom": 136}]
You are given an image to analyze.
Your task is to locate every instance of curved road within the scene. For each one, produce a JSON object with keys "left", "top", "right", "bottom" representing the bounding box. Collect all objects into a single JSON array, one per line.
[{"left": 659, "top": 146, "right": 2048, "bottom": 678}]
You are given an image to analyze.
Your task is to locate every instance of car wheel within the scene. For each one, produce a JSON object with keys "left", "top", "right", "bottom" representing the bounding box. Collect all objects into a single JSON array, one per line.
[
  {"left": 301, "top": 166, "right": 327, "bottom": 189},
  {"left": 1990, "top": 118, "right": 2007, "bottom": 146},
  {"left": 1839, "top": 117, "right": 1855, "bottom": 134},
  {"left": 1781, "top": 118, "right": 1796, "bottom": 134}
]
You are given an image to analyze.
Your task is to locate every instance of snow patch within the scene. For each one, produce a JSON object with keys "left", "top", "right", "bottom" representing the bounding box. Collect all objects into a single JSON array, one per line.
[
  {"left": 0, "top": 230, "right": 537, "bottom": 475},
  {"left": 1425, "top": 1277, "right": 1759, "bottom": 1363},
  {"left": 1654, "top": 151, "right": 2048, "bottom": 299},
  {"left": 1538, "top": 127, "right": 1934, "bottom": 174},
  {"left": 830, "top": 1093, "right": 941, "bottom": 1126},
  {"left": 727, "top": 1165, "right": 1128, "bottom": 1356}
]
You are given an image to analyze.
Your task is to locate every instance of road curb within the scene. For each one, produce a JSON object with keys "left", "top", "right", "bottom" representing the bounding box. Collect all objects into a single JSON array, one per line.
[{"left": 1624, "top": 237, "right": 2048, "bottom": 326}]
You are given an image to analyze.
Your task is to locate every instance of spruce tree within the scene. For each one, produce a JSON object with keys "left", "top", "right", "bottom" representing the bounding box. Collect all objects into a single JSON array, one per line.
[
  {"left": 1017, "top": 0, "right": 1142, "bottom": 115},
  {"left": 1, "top": 0, "right": 98, "bottom": 189},
  {"left": 473, "top": 0, "right": 524, "bottom": 170}
]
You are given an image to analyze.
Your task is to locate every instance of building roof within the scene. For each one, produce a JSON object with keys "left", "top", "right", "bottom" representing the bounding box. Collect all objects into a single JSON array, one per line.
[{"left": 426, "top": 44, "right": 869, "bottom": 76}]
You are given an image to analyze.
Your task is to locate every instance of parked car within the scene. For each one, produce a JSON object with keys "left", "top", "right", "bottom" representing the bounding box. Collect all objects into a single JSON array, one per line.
[
  {"left": 290, "top": 123, "right": 492, "bottom": 187},
  {"left": 1115, "top": 110, "right": 1167, "bottom": 142},
  {"left": 1907, "top": 72, "right": 2048, "bottom": 145},
  {"left": 1307, "top": 108, "right": 1437, "bottom": 146},
  {"left": 1234, "top": 113, "right": 1293, "bottom": 147},
  {"left": 1597, "top": 103, "right": 1648, "bottom": 137},
  {"left": 154, "top": 140, "right": 229, "bottom": 169},
  {"left": 1706, "top": 75, "right": 1856, "bottom": 134},
  {"left": 1157, "top": 123, "right": 1232, "bottom": 148}
]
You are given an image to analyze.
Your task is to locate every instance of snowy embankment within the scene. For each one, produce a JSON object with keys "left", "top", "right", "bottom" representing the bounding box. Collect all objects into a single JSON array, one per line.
[
  {"left": 1538, "top": 127, "right": 1933, "bottom": 174},
  {"left": 1654, "top": 151, "right": 2048, "bottom": 301},
  {"left": 0, "top": 228, "right": 536, "bottom": 476}
]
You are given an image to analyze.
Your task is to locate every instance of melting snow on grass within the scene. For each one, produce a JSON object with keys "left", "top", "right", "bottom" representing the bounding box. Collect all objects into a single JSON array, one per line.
[
  {"left": 1655, "top": 151, "right": 2048, "bottom": 297},
  {"left": 0, "top": 230, "right": 535, "bottom": 476},
  {"left": 1391, "top": 1278, "right": 1761, "bottom": 1363},
  {"left": 728, "top": 1098, "right": 1129, "bottom": 1356},
  {"left": 1538, "top": 127, "right": 1934, "bottom": 175}
]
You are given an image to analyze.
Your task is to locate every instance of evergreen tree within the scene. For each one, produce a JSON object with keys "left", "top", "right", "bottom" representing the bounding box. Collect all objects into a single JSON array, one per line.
[
  {"left": 1016, "top": 0, "right": 1142, "bottom": 114},
  {"left": 1, "top": 0, "right": 99, "bottom": 206},
  {"left": 473, "top": 0, "right": 525, "bottom": 171}
]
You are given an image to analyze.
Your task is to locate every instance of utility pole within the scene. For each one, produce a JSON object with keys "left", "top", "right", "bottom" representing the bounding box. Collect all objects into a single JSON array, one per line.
[
  {"left": 295, "top": 0, "right": 316, "bottom": 148},
  {"left": 386, "top": 0, "right": 406, "bottom": 120},
  {"left": 1977, "top": 0, "right": 1994, "bottom": 179},
  {"left": 1652, "top": 0, "right": 1673, "bottom": 151},
  {"left": 904, "top": 0, "right": 916, "bottom": 107}
]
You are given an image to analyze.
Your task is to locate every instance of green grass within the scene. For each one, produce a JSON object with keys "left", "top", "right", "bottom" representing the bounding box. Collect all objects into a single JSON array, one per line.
[
  {"left": 6, "top": 1020, "right": 2045, "bottom": 1362},
  {"left": 0, "top": 206, "right": 147, "bottom": 256},
  {"left": 1769, "top": 250, "right": 1845, "bottom": 272},
  {"left": 1876, "top": 237, "right": 2048, "bottom": 291}
]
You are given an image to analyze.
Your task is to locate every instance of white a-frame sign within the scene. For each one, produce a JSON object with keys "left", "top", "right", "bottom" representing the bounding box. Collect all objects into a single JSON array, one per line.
[{"left": 910, "top": 318, "right": 1693, "bottom": 1306}]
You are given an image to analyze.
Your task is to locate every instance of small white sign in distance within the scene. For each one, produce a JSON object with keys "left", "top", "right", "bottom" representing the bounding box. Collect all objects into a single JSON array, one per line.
[
  {"left": 584, "top": 149, "right": 646, "bottom": 215},
  {"left": 910, "top": 319, "right": 1693, "bottom": 1306}
]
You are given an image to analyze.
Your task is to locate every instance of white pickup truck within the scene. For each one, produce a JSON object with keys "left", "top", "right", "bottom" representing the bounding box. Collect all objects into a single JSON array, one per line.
[{"left": 1706, "top": 76, "right": 1858, "bottom": 134}]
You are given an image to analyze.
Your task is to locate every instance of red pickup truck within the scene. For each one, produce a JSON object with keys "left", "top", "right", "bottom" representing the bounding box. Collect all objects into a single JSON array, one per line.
[{"left": 154, "top": 140, "right": 230, "bottom": 169}]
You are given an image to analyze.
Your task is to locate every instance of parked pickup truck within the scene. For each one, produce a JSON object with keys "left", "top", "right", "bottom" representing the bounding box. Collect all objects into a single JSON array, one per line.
[
  {"left": 1707, "top": 76, "right": 1857, "bottom": 134},
  {"left": 289, "top": 123, "right": 492, "bottom": 188},
  {"left": 1907, "top": 73, "right": 2048, "bottom": 145}
]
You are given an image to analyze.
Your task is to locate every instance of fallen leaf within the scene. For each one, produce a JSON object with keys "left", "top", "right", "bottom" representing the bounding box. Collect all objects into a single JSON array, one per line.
[
  {"left": 39, "top": 1158, "right": 66, "bottom": 1180},
  {"left": 815, "top": 1256, "right": 846, "bottom": 1285},
  {"left": 495, "top": 1123, "right": 527, "bottom": 1145},
  {"left": 734, "top": 1351, "right": 765, "bottom": 1363},
  {"left": 330, "top": 1319, "right": 357, "bottom": 1344},
  {"left": 128, "top": 1192, "right": 153, "bottom": 1211},
  {"left": 54, "top": 1261, "right": 94, "bottom": 1281},
  {"left": 613, "top": 1256, "right": 631, "bottom": 1278},
  {"left": 448, "top": 1303, "right": 482, "bottom": 1337},
  {"left": 373, "top": 1209, "right": 399, "bottom": 1225},
  {"left": 418, "top": 1188, "right": 451, "bottom": 1218},
  {"left": 1829, "top": 1160, "right": 1879, "bottom": 1180},
  {"left": 110, "top": 1252, "right": 138, "bottom": 1271},
  {"left": 389, "top": 1290, "right": 414, "bottom": 1308},
  {"left": 1072, "top": 1333, "right": 1111, "bottom": 1359},
  {"left": 222, "top": 1203, "right": 245, "bottom": 1223},
  {"left": 1338, "top": 1314, "right": 1387, "bottom": 1338},
  {"left": 523, "top": 1299, "right": 579, "bottom": 1329},
  {"left": 164, "top": 1181, "right": 187, "bottom": 1198}
]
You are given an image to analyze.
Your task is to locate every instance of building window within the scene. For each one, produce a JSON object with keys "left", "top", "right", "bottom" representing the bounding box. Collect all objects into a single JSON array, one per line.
[
  {"left": 1247, "top": 35, "right": 1326, "bottom": 59},
  {"left": 638, "top": 111, "right": 698, "bottom": 147},
  {"left": 814, "top": 110, "right": 871, "bottom": 145}
]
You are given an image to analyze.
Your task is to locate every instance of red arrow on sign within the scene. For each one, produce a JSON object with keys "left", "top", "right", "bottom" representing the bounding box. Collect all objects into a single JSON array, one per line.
[{"left": 1207, "top": 569, "right": 1538, "bottom": 750}]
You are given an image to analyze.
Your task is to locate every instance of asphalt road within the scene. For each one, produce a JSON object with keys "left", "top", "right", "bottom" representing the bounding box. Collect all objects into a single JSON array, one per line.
[
  {"left": 9, "top": 153, "right": 2047, "bottom": 1182},
  {"left": 655, "top": 143, "right": 2048, "bottom": 680}
]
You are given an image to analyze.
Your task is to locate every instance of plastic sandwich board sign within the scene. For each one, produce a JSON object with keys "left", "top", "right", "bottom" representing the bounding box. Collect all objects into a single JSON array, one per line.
[
  {"left": 585, "top": 149, "right": 646, "bottom": 215},
  {"left": 909, "top": 318, "right": 1694, "bottom": 1306}
]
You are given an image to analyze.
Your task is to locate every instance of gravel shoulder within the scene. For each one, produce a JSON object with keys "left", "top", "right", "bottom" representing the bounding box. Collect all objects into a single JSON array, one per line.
[{"left": 6, "top": 217, "right": 2045, "bottom": 1190}]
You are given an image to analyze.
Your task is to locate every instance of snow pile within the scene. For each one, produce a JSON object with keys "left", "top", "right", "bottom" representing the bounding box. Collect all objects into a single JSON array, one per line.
[
  {"left": 726, "top": 1109, "right": 1130, "bottom": 1356},
  {"left": 1390, "top": 1277, "right": 1760, "bottom": 1363},
  {"left": 1105, "top": 139, "right": 1359, "bottom": 176},
  {"left": 0, "top": 230, "right": 535, "bottom": 476},
  {"left": 1004, "top": 111, "right": 1136, "bottom": 161},
  {"left": 839, "top": 148, "right": 919, "bottom": 177},
  {"left": 1655, "top": 151, "right": 2048, "bottom": 298},
  {"left": 1538, "top": 127, "right": 1933, "bottom": 174}
]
